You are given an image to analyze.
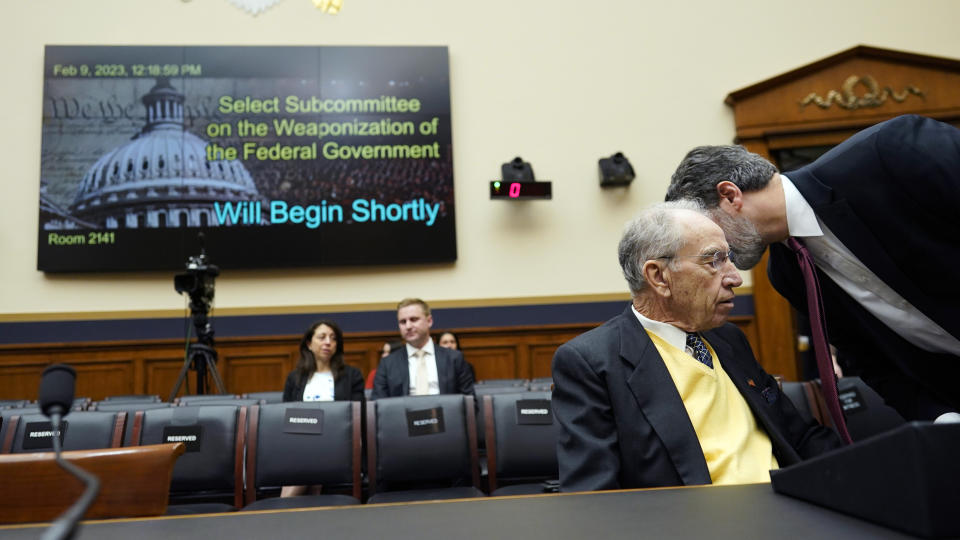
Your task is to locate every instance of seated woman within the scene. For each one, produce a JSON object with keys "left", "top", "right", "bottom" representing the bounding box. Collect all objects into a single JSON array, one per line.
[{"left": 281, "top": 320, "right": 364, "bottom": 497}]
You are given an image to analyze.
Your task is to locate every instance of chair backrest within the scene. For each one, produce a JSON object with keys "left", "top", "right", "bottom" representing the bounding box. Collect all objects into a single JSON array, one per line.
[
  {"left": 1, "top": 411, "right": 125, "bottom": 453},
  {"left": 178, "top": 398, "right": 262, "bottom": 408},
  {"left": 241, "top": 391, "right": 284, "bottom": 404},
  {"left": 781, "top": 382, "right": 816, "bottom": 425},
  {"left": 474, "top": 387, "right": 535, "bottom": 449},
  {"left": 174, "top": 394, "right": 240, "bottom": 405},
  {"left": 527, "top": 379, "right": 554, "bottom": 392},
  {"left": 0, "top": 400, "right": 28, "bottom": 409},
  {"left": 476, "top": 379, "right": 528, "bottom": 388},
  {"left": 102, "top": 395, "right": 162, "bottom": 403},
  {"left": 0, "top": 407, "right": 41, "bottom": 449},
  {"left": 244, "top": 401, "right": 362, "bottom": 504},
  {"left": 129, "top": 405, "right": 246, "bottom": 508},
  {"left": 483, "top": 391, "right": 559, "bottom": 492},
  {"left": 836, "top": 376, "right": 906, "bottom": 441},
  {"left": 367, "top": 394, "right": 479, "bottom": 495},
  {"left": 92, "top": 401, "right": 174, "bottom": 413},
  {"left": 92, "top": 402, "right": 174, "bottom": 446},
  {"left": 72, "top": 397, "right": 92, "bottom": 411}
]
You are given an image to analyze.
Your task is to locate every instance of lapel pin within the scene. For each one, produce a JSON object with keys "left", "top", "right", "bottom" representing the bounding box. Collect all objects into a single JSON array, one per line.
[{"left": 747, "top": 379, "right": 756, "bottom": 387}]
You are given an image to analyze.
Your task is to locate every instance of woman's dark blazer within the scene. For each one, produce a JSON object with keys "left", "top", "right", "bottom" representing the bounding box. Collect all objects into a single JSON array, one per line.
[{"left": 282, "top": 364, "right": 365, "bottom": 402}]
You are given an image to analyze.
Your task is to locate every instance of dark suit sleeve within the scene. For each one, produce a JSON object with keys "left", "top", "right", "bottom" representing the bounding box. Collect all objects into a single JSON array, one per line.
[
  {"left": 552, "top": 340, "right": 621, "bottom": 492},
  {"left": 451, "top": 350, "right": 475, "bottom": 396},
  {"left": 347, "top": 366, "right": 365, "bottom": 402},
  {"left": 371, "top": 359, "right": 390, "bottom": 400},
  {"left": 282, "top": 371, "right": 299, "bottom": 402}
]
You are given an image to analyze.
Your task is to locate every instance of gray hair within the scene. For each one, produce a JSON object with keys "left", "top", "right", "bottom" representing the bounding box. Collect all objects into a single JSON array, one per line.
[
  {"left": 665, "top": 145, "right": 777, "bottom": 207},
  {"left": 619, "top": 200, "right": 703, "bottom": 295}
]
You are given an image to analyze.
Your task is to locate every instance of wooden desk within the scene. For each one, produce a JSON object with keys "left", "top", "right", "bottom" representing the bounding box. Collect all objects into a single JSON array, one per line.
[
  {"left": 0, "top": 483, "right": 914, "bottom": 539},
  {"left": 0, "top": 443, "right": 185, "bottom": 524}
]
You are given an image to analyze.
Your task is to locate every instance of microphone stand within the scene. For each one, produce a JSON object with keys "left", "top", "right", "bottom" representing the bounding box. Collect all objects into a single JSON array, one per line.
[{"left": 41, "top": 409, "right": 100, "bottom": 540}]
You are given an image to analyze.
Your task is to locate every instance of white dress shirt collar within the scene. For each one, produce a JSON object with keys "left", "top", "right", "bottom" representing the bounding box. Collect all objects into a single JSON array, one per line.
[
  {"left": 407, "top": 339, "right": 436, "bottom": 359},
  {"left": 780, "top": 174, "right": 823, "bottom": 238},
  {"left": 631, "top": 305, "right": 688, "bottom": 352}
]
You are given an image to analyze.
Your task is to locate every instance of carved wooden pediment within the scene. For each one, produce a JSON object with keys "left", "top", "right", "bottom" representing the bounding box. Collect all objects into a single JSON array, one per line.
[{"left": 726, "top": 45, "right": 960, "bottom": 146}]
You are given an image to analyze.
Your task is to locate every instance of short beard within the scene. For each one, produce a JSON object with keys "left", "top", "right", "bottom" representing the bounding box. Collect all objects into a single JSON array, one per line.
[{"left": 708, "top": 209, "right": 766, "bottom": 270}]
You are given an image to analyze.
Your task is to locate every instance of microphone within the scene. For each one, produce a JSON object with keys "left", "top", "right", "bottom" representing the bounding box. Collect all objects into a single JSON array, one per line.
[
  {"left": 38, "top": 364, "right": 100, "bottom": 540},
  {"left": 39, "top": 364, "right": 76, "bottom": 418}
]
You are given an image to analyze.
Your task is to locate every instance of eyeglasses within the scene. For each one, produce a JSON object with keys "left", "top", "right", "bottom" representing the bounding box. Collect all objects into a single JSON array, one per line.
[{"left": 655, "top": 250, "right": 734, "bottom": 271}]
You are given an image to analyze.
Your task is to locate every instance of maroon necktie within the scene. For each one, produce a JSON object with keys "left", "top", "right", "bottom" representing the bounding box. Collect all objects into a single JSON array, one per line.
[{"left": 786, "top": 237, "right": 853, "bottom": 444}]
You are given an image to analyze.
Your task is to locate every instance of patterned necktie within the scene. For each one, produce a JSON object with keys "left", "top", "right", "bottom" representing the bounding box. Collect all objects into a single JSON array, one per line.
[
  {"left": 685, "top": 332, "right": 713, "bottom": 369},
  {"left": 787, "top": 237, "right": 852, "bottom": 444},
  {"left": 413, "top": 350, "right": 430, "bottom": 396}
]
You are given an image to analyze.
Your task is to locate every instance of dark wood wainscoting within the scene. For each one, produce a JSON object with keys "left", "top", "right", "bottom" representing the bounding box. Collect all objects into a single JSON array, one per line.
[{"left": 0, "top": 317, "right": 756, "bottom": 401}]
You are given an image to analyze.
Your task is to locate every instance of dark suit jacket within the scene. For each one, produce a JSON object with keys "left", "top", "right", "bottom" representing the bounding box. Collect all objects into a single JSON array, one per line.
[
  {"left": 370, "top": 345, "right": 474, "bottom": 400},
  {"left": 282, "top": 364, "right": 365, "bottom": 402},
  {"left": 552, "top": 306, "right": 841, "bottom": 492},
  {"left": 770, "top": 114, "right": 960, "bottom": 420}
]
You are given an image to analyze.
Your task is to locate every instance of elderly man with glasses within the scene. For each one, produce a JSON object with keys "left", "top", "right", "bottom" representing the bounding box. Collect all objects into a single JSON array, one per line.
[{"left": 552, "top": 202, "right": 841, "bottom": 492}]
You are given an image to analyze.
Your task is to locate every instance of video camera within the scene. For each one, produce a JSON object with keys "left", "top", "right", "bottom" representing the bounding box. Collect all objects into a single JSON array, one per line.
[{"left": 173, "top": 253, "right": 219, "bottom": 307}]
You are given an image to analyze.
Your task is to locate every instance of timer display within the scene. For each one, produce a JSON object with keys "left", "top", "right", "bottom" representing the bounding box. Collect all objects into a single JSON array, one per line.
[{"left": 489, "top": 181, "right": 552, "bottom": 200}]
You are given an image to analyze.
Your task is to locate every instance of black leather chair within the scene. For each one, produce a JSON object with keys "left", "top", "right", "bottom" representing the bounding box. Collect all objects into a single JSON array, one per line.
[
  {"left": 90, "top": 401, "right": 174, "bottom": 446},
  {"left": 128, "top": 405, "right": 246, "bottom": 513},
  {"left": 366, "top": 394, "right": 484, "bottom": 503},
  {"left": 528, "top": 377, "right": 554, "bottom": 392},
  {"left": 482, "top": 391, "right": 559, "bottom": 495},
  {"left": 1, "top": 410, "right": 126, "bottom": 453},
  {"left": 475, "top": 387, "right": 534, "bottom": 450},
  {"left": 241, "top": 391, "right": 284, "bottom": 404},
  {"left": 835, "top": 376, "right": 906, "bottom": 441},
  {"left": 783, "top": 377, "right": 906, "bottom": 442},
  {"left": 178, "top": 398, "right": 262, "bottom": 408},
  {"left": 242, "top": 401, "right": 362, "bottom": 510},
  {"left": 102, "top": 394, "right": 162, "bottom": 403},
  {"left": 0, "top": 400, "right": 28, "bottom": 409},
  {"left": 0, "top": 407, "right": 41, "bottom": 449},
  {"left": 475, "top": 379, "right": 528, "bottom": 388},
  {"left": 174, "top": 394, "right": 240, "bottom": 405},
  {"left": 781, "top": 381, "right": 816, "bottom": 425}
]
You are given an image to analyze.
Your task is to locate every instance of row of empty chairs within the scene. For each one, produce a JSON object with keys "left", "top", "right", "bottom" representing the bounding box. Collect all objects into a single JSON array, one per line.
[
  {"left": 0, "top": 391, "right": 559, "bottom": 516},
  {"left": 477, "top": 377, "right": 553, "bottom": 392}
]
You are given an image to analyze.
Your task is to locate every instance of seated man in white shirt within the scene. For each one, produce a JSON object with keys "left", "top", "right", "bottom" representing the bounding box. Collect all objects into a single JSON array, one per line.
[{"left": 371, "top": 298, "right": 474, "bottom": 399}]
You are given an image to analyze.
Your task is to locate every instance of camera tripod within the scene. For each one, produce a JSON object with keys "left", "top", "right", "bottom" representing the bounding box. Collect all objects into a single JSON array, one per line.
[{"left": 168, "top": 296, "right": 226, "bottom": 402}]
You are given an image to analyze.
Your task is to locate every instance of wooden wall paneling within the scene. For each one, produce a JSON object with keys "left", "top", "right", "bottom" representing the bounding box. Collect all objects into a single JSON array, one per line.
[
  {"left": 221, "top": 353, "right": 293, "bottom": 395},
  {"left": 72, "top": 361, "right": 134, "bottom": 401},
  {"left": 144, "top": 356, "right": 196, "bottom": 399},
  {"left": 341, "top": 351, "right": 369, "bottom": 378},
  {"left": 466, "top": 347, "right": 519, "bottom": 381},
  {"left": 529, "top": 345, "right": 558, "bottom": 379},
  {"left": 0, "top": 363, "right": 46, "bottom": 401}
]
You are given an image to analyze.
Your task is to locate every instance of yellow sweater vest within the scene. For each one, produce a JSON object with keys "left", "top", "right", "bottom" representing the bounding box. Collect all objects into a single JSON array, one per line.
[{"left": 648, "top": 332, "right": 778, "bottom": 484}]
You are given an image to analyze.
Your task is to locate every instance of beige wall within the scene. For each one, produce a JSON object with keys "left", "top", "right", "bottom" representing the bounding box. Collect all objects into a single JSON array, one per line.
[{"left": 3, "top": 0, "right": 960, "bottom": 319}]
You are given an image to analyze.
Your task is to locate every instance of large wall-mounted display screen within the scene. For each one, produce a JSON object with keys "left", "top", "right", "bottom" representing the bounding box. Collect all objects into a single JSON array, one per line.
[{"left": 38, "top": 46, "right": 455, "bottom": 272}]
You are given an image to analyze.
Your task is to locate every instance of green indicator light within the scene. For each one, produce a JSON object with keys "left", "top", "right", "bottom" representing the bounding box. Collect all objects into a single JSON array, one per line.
[{"left": 493, "top": 181, "right": 501, "bottom": 190}]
